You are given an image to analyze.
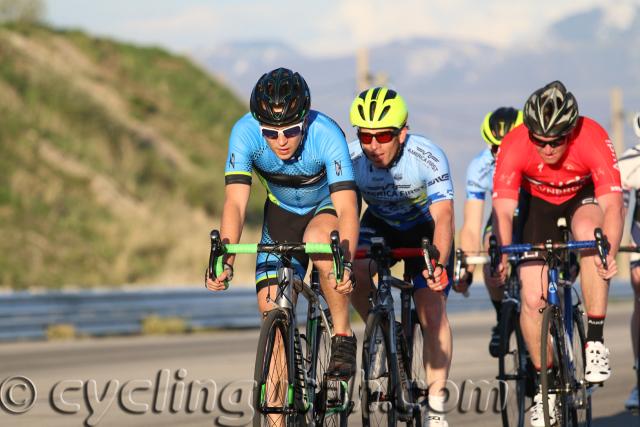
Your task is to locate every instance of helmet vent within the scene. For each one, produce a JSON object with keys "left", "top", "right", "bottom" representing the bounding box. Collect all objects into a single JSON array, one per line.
[
  {"left": 379, "top": 105, "right": 391, "bottom": 121},
  {"left": 369, "top": 101, "right": 377, "bottom": 121},
  {"left": 358, "top": 105, "right": 366, "bottom": 121}
]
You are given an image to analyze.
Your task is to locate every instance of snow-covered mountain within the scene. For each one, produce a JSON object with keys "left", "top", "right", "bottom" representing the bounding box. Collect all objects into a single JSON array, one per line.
[{"left": 196, "top": 5, "right": 640, "bottom": 220}]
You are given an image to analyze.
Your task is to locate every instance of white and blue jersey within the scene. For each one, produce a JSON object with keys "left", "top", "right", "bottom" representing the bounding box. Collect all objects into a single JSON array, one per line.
[
  {"left": 348, "top": 134, "right": 454, "bottom": 230},
  {"left": 465, "top": 147, "right": 495, "bottom": 201},
  {"left": 225, "top": 110, "right": 356, "bottom": 215}
]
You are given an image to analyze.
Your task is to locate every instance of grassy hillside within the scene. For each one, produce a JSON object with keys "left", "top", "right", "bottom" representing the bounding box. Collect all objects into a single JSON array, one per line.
[{"left": 0, "top": 23, "right": 264, "bottom": 289}]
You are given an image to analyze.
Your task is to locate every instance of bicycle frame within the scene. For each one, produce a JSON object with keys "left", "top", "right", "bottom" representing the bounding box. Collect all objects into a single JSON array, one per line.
[{"left": 206, "top": 229, "right": 350, "bottom": 420}]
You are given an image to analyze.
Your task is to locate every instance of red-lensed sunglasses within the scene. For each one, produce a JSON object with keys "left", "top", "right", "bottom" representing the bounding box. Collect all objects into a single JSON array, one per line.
[
  {"left": 529, "top": 132, "right": 568, "bottom": 148},
  {"left": 357, "top": 128, "right": 401, "bottom": 144}
]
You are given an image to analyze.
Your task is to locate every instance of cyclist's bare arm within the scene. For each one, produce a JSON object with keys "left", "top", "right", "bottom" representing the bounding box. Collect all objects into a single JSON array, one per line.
[
  {"left": 460, "top": 199, "right": 485, "bottom": 274},
  {"left": 426, "top": 199, "right": 454, "bottom": 290},
  {"left": 491, "top": 198, "right": 518, "bottom": 283},
  {"left": 330, "top": 189, "right": 359, "bottom": 262},
  {"left": 593, "top": 192, "right": 624, "bottom": 279},
  {"left": 597, "top": 192, "right": 624, "bottom": 257},
  {"left": 219, "top": 183, "right": 251, "bottom": 268}
]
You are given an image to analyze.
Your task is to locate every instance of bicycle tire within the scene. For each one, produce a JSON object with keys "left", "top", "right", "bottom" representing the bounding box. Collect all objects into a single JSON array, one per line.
[
  {"left": 312, "top": 308, "right": 349, "bottom": 427},
  {"left": 498, "top": 300, "right": 527, "bottom": 427},
  {"left": 409, "top": 309, "right": 427, "bottom": 424},
  {"left": 253, "top": 308, "right": 302, "bottom": 427},
  {"left": 541, "top": 305, "right": 571, "bottom": 427},
  {"left": 569, "top": 305, "right": 591, "bottom": 426},
  {"left": 362, "top": 311, "right": 398, "bottom": 426}
]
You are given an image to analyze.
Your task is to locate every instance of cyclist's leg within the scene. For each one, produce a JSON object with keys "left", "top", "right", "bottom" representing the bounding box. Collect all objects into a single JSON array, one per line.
[
  {"left": 627, "top": 260, "right": 640, "bottom": 408},
  {"left": 413, "top": 285, "right": 451, "bottom": 387},
  {"left": 631, "top": 263, "right": 640, "bottom": 358},
  {"left": 304, "top": 204, "right": 358, "bottom": 378},
  {"left": 303, "top": 208, "right": 351, "bottom": 335},
  {"left": 518, "top": 261, "right": 549, "bottom": 370},
  {"left": 569, "top": 186, "right": 612, "bottom": 382},
  {"left": 517, "top": 192, "right": 561, "bottom": 377},
  {"left": 351, "top": 210, "right": 383, "bottom": 321}
]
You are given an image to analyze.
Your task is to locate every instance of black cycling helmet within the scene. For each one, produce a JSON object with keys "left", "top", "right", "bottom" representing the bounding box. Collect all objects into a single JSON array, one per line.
[
  {"left": 481, "top": 107, "right": 523, "bottom": 147},
  {"left": 523, "top": 80, "right": 579, "bottom": 138},
  {"left": 249, "top": 67, "right": 311, "bottom": 127}
]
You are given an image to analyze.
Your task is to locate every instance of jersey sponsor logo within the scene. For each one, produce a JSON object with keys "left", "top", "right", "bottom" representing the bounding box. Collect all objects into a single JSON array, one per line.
[
  {"left": 334, "top": 160, "right": 342, "bottom": 176},
  {"left": 407, "top": 147, "right": 440, "bottom": 171},
  {"left": 428, "top": 173, "right": 450, "bottom": 187},
  {"left": 610, "top": 185, "right": 622, "bottom": 192},
  {"left": 393, "top": 173, "right": 403, "bottom": 180},
  {"left": 367, "top": 183, "right": 412, "bottom": 191},
  {"left": 229, "top": 153, "right": 236, "bottom": 169}
]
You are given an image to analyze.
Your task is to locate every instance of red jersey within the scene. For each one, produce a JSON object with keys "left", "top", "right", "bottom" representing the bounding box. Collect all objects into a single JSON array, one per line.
[{"left": 492, "top": 117, "right": 622, "bottom": 205}]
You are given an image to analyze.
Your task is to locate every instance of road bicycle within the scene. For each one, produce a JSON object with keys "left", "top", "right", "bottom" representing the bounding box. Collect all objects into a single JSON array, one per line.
[
  {"left": 356, "top": 236, "right": 438, "bottom": 426},
  {"left": 489, "top": 227, "right": 609, "bottom": 427},
  {"left": 454, "top": 248, "right": 535, "bottom": 427},
  {"left": 207, "top": 229, "right": 353, "bottom": 427}
]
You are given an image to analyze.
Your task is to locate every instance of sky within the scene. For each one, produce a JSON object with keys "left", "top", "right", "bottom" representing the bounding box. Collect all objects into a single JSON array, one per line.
[{"left": 45, "top": 0, "right": 639, "bottom": 56}]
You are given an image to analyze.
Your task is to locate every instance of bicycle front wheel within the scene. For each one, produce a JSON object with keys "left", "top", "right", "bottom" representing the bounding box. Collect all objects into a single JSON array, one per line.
[
  {"left": 362, "top": 312, "right": 398, "bottom": 426},
  {"left": 541, "top": 305, "right": 571, "bottom": 427},
  {"left": 312, "top": 309, "right": 349, "bottom": 427},
  {"left": 570, "top": 305, "right": 591, "bottom": 426},
  {"left": 409, "top": 309, "right": 427, "bottom": 422},
  {"left": 498, "top": 301, "right": 527, "bottom": 427},
  {"left": 253, "top": 308, "right": 301, "bottom": 427}
]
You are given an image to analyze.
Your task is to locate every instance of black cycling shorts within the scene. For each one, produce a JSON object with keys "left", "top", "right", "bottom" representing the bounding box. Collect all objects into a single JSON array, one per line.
[
  {"left": 256, "top": 199, "right": 337, "bottom": 292},
  {"left": 518, "top": 183, "right": 597, "bottom": 245},
  {"left": 358, "top": 209, "right": 452, "bottom": 293}
]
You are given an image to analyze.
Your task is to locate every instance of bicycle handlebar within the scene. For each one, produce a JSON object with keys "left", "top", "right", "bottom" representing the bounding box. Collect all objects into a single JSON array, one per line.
[
  {"left": 207, "top": 229, "right": 345, "bottom": 288},
  {"left": 354, "top": 247, "right": 423, "bottom": 260},
  {"left": 488, "top": 227, "right": 609, "bottom": 274}
]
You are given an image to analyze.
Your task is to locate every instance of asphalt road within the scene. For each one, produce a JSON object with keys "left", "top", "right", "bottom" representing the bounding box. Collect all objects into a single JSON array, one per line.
[{"left": 0, "top": 300, "right": 638, "bottom": 426}]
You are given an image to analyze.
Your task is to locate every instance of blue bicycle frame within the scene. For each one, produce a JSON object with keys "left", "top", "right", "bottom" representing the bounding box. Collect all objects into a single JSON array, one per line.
[{"left": 498, "top": 240, "right": 599, "bottom": 350}]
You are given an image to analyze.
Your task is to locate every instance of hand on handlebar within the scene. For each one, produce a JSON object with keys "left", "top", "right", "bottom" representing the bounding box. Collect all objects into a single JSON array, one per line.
[
  {"left": 423, "top": 262, "right": 448, "bottom": 292},
  {"left": 594, "top": 254, "right": 617, "bottom": 280},
  {"left": 485, "top": 260, "right": 506, "bottom": 288},
  {"left": 333, "top": 263, "right": 355, "bottom": 295},
  {"left": 452, "top": 270, "right": 472, "bottom": 294},
  {"left": 205, "top": 264, "right": 232, "bottom": 292}
]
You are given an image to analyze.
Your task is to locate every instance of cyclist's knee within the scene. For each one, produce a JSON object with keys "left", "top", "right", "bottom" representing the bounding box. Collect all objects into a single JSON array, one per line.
[
  {"left": 521, "top": 289, "right": 544, "bottom": 314},
  {"left": 415, "top": 294, "right": 447, "bottom": 327}
]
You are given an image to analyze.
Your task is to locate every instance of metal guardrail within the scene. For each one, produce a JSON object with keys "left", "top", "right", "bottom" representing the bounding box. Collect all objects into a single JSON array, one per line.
[
  {"left": 0, "top": 281, "right": 633, "bottom": 342},
  {"left": 0, "top": 288, "right": 280, "bottom": 341}
]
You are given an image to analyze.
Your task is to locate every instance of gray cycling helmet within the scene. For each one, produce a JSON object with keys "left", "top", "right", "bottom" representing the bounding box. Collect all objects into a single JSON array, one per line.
[{"left": 523, "top": 81, "right": 579, "bottom": 138}]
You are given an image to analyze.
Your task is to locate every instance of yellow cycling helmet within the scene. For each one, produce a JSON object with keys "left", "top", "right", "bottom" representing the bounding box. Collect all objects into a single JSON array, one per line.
[
  {"left": 350, "top": 87, "right": 408, "bottom": 129},
  {"left": 481, "top": 107, "right": 523, "bottom": 146}
]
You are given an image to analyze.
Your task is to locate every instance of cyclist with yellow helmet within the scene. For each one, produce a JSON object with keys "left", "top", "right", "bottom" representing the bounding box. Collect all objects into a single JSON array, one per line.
[
  {"left": 458, "top": 107, "right": 523, "bottom": 357},
  {"left": 348, "top": 87, "right": 455, "bottom": 426}
]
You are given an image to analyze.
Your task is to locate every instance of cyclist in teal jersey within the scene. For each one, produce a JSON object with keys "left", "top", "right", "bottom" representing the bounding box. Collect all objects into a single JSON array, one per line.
[
  {"left": 458, "top": 107, "right": 523, "bottom": 357},
  {"left": 348, "top": 87, "right": 455, "bottom": 426},
  {"left": 205, "top": 68, "right": 360, "bottom": 377}
]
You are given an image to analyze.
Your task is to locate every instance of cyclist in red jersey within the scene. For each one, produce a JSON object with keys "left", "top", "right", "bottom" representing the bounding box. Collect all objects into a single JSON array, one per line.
[{"left": 491, "top": 81, "right": 624, "bottom": 426}]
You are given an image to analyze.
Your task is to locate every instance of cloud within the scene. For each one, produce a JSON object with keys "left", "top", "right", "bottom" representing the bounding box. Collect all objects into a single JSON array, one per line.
[{"left": 123, "top": 5, "right": 218, "bottom": 33}]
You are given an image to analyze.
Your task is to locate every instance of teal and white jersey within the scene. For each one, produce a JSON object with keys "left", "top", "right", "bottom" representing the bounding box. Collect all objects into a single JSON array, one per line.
[
  {"left": 348, "top": 134, "right": 454, "bottom": 230},
  {"left": 465, "top": 147, "right": 495, "bottom": 200},
  {"left": 224, "top": 111, "right": 356, "bottom": 215}
]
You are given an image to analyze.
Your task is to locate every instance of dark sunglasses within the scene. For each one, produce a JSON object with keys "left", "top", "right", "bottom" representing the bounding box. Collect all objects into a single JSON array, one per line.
[
  {"left": 357, "top": 128, "right": 401, "bottom": 144},
  {"left": 529, "top": 132, "right": 567, "bottom": 148},
  {"left": 260, "top": 122, "right": 304, "bottom": 140}
]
